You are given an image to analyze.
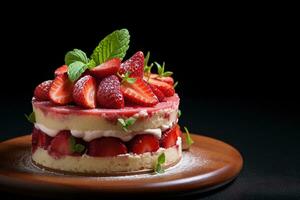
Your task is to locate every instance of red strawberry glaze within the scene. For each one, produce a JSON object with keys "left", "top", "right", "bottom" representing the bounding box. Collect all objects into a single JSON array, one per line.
[{"left": 32, "top": 94, "right": 179, "bottom": 122}]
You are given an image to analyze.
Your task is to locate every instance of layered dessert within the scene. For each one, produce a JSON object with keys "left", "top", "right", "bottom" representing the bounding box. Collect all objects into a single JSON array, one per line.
[{"left": 30, "top": 29, "right": 182, "bottom": 175}]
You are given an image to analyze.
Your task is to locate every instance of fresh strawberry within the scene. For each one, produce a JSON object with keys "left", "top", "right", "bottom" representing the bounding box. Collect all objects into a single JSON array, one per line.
[
  {"left": 128, "top": 134, "right": 160, "bottom": 154},
  {"left": 32, "top": 128, "right": 52, "bottom": 152},
  {"left": 149, "top": 84, "right": 165, "bottom": 102},
  {"left": 34, "top": 80, "right": 52, "bottom": 101},
  {"left": 73, "top": 75, "right": 97, "bottom": 109},
  {"left": 145, "top": 73, "right": 174, "bottom": 85},
  {"left": 160, "top": 125, "right": 179, "bottom": 148},
  {"left": 90, "top": 58, "right": 121, "bottom": 78},
  {"left": 49, "top": 74, "right": 73, "bottom": 105},
  {"left": 49, "top": 131, "right": 85, "bottom": 158},
  {"left": 119, "top": 51, "right": 144, "bottom": 78},
  {"left": 120, "top": 78, "right": 158, "bottom": 106},
  {"left": 147, "top": 78, "right": 175, "bottom": 97},
  {"left": 87, "top": 137, "right": 127, "bottom": 157},
  {"left": 54, "top": 65, "right": 68, "bottom": 76},
  {"left": 97, "top": 75, "right": 124, "bottom": 109}
]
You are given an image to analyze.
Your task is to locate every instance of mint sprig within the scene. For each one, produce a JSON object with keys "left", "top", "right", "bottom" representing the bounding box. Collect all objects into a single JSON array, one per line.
[
  {"left": 91, "top": 29, "right": 130, "bottom": 65},
  {"left": 118, "top": 117, "right": 136, "bottom": 132},
  {"left": 155, "top": 153, "right": 166, "bottom": 173},
  {"left": 25, "top": 112, "right": 35, "bottom": 123},
  {"left": 184, "top": 126, "right": 194, "bottom": 148},
  {"left": 154, "top": 62, "right": 173, "bottom": 77},
  {"left": 70, "top": 136, "right": 85, "bottom": 153},
  {"left": 65, "top": 49, "right": 89, "bottom": 66},
  {"left": 67, "top": 61, "right": 88, "bottom": 82}
]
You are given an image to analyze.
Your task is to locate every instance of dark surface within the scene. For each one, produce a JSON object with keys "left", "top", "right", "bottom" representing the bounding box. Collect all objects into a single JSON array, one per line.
[{"left": 0, "top": 2, "right": 299, "bottom": 199}]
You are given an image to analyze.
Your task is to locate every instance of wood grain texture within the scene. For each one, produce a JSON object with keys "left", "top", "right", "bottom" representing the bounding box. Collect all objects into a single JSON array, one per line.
[{"left": 0, "top": 134, "right": 243, "bottom": 196}]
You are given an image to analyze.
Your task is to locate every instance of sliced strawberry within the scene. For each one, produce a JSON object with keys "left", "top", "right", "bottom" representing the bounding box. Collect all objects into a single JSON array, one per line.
[
  {"left": 90, "top": 58, "right": 121, "bottom": 78},
  {"left": 87, "top": 137, "right": 127, "bottom": 157},
  {"left": 49, "top": 74, "right": 73, "bottom": 105},
  {"left": 128, "top": 134, "right": 160, "bottom": 154},
  {"left": 49, "top": 131, "right": 85, "bottom": 158},
  {"left": 73, "top": 75, "right": 96, "bottom": 109},
  {"left": 174, "top": 124, "right": 182, "bottom": 137},
  {"left": 119, "top": 51, "right": 144, "bottom": 78},
  {"left": 145, "top": 73, "right": 174, "bottom": 85},
  {"left": 147, "top": 78, "right": 175, "bottom": 97},
  {"left": 34, "top": 80, "right": 52, "bottom": 101},
  {"left": 54, "top": 65, "right": 68, "bottom": 76},
  {"left": 160, "top": 125, "right": 179, "bottom": 148},
  {"left": 32, "top": 128, "right": 52, "bottom": 153},
  {"left": 120, "top": 78, "right": 158, "bottom": 106},
  {"left": 97, "top": 75, "right": 124, "bottom": 109},
  {"left": 149, "top": 84, "right": 165, "bottom": 102}
]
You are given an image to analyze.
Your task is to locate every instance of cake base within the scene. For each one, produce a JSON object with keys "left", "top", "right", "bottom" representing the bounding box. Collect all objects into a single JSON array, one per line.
[{"left": 31, "top": 139, "right": 182, "bottom": 176}]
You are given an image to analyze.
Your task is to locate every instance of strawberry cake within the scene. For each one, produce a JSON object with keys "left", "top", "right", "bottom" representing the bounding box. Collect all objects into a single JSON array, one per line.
[{"left": 30, "top": 29, "right": 182, "bottom": 175}]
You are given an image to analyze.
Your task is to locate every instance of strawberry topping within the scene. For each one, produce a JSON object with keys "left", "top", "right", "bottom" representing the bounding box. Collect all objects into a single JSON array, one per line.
[
  {"left": 54, "top": 65, "right": 68, "bottom": 76},
  {"left": 119, "top": 51, "right": 144, "bottom": 78},
  {"left": 49, "top": 74, "right": 73, "bottom": 105},
  {"left": 90, "top": 58, "right": 121, "bottom": 78},
  {"left": 34, "top": 80, "right": 52, "bottom": 101},
  {"left": 73, "top": 75, "right": 97, "bottom": 109}
]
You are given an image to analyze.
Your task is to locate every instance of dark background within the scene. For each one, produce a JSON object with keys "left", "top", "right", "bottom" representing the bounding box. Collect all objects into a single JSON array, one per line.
[{"left": 0, "top": 2, "right": 299, "bottom": 199}]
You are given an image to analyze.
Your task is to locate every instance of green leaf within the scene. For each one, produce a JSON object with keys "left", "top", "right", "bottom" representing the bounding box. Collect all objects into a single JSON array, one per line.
[
  {"left": 65, "top": 49, "right": 89, "bottom": 66},
  {"left": 184, "top": 127, "right": 194, "bottom": 148},
  {"left": 155, "top": 153, "right": 166, "bottom": 173},
  {"left": 173, "top": 81, "right": 178, "bottom": 88},
  {"left": 67, "top": 61, "right": 87, "bottom": 82},
  {"left": 86, "top": 59, "right": 96, "bottom": 69},
  {"left": 25, "top": 112, "right": 35, "bottom": 123},
  {"left": 144, "top": 51, "right": 154, "bottom": 74},
  {"left": 120, "top": 72, "right": 136, "bottom": 84},
  {"left": 70, "top": 136, "right": 85, "bottom": 153},
  {"left": 118, "top": 117, "right": 136, "bottom": 132},
  {"left": 74, "top": 144, "right": 85, "bottom": 153},
  {"left": 91, "top": 29, "right": 130, "bottom": 65},
  {"left": 154, "top": 62, "right": 173, "bottom": 77},
  {"left": 178, "top": 109, "right": 182, "bottom": 118}
]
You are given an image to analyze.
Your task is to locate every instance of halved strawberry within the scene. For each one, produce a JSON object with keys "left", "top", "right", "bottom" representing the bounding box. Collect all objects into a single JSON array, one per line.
[
  {"left": 54, "top": 65, "right": 68, "bottom": 76},
  {"left": 128, "top": 134, "right": 159, "bottom": 154},
  {"left": 145, "top": 73, "right": 174, "bottom": 85},
  {"left": 97, "top": 75, "right": 124, "bottom": 109},
  {"left": 49, "top": 74, "right": 73, "bottom": 105},
  {"left": 73, "top": 75, "right": 96, "bottom": 109},
  {"left": 49, "top": 131, "right": 85, "bottom": 158},
  {"left": 90, "top": 58, "right": 121, "bottom": 78},
  {"left": 120, "top": 78, "right": 158, "bottom": 106},
  {"left": 32, "top": 128, "right": 52, "bottom": 153},
  {"left": 119, "top": 51, "right": 144, "bottom": 78},
  {"left": 34, "top": 80, "right": 52, "bottom": 101},
  {"left": 147, "top": 78, "right": 175, "bottom": 97},
  {"left": 87, "top": 137, "right": 127, "bottom": 157},
  {"left": 149, "top": 84, "right": 165, "bottom": 102},
  {"left": 160, "top": 125, "right": 179, "bottom": 148}
]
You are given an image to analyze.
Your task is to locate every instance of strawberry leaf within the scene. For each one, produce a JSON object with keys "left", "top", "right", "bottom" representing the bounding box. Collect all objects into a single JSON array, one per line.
[
  {"left": 91, "top": 29, "right": 130, "bottom": 65},
  {"left": 65, "top": 49, "right": 89, "bottom": 66},
  {"left": 184, "top": 127, "right": 194, "bottom": 148},
  {"left": 155, "top": 153, "right": 166, "bottom": 173},
  {"left": 120, "top": 72, "right": 136, "bottom": 84},
  {"left": 154, "top": 62, "right": 173, "bottom": 77},
  {"left": 25, "top": 112, "right": 35, "bottom": 123},
  {"left": 144, "top": 51, "right": 154, "bottom": 74},
  {"left": 173, "top": 81, "right": 178, "bottom": 88},
  {"left": 118, "top": 117, "right": 136, "bottom": 132},
  {"left": 70, "top": 136, "right": 85, "bottom": 153},
  {"left": 178, "top": 109, "right": 182, "bottom": 118}
]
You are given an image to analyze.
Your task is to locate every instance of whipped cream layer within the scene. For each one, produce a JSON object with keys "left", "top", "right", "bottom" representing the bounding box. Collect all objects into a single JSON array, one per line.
[{"left": 32, "top": 95, "right": 180, "bottom": 142}]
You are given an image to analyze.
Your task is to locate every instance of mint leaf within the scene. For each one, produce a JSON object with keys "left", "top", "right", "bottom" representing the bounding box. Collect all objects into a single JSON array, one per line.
[
  {"left": 155, "top": 153, "right": 166, "bottom": 173},
  {"left": 65, "top": 49, "right": 89, "bottom": 66},
  {"left": 25, "top": 112, "right": 35, "bottom": 123},
  {"left": 67, "top": 61, "right": 87, "bottom": 82},
  {"left": 184, "top": 126, "right": 194, "bottom": 148},
  {"left": 91, "top": 29, "right": 130, "bottom": 65},
  {"left": 86, "top": 59, "right": 96, "bottom": 69}
]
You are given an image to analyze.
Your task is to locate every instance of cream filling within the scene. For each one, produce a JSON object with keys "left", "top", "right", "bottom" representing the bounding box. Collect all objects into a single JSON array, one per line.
[{"left": 34, "top": 121, "right": 175, "bottom": 142}]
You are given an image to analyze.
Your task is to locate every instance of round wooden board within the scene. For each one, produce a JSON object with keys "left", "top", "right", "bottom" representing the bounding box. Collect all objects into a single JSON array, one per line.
[{"left": 0, "top": 134, "right": 243, "bottom": 197}]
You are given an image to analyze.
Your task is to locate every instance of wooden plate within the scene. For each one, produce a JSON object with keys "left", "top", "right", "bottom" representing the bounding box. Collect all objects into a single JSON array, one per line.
[{"left": 0, "top": 134, "right": 243, "bottom": 197}]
